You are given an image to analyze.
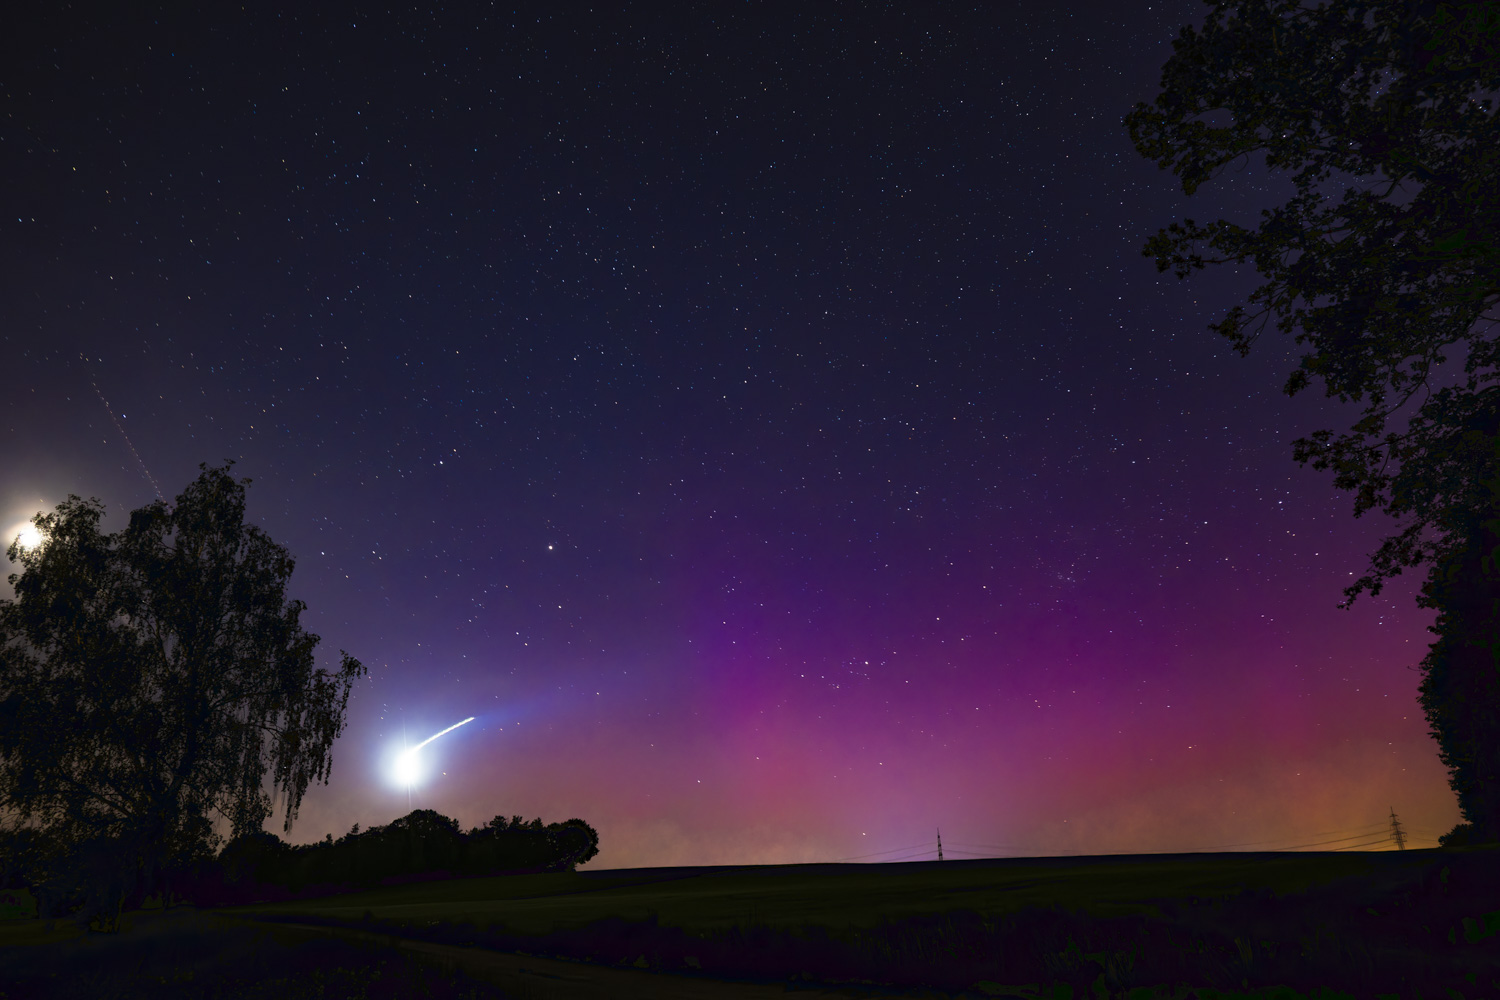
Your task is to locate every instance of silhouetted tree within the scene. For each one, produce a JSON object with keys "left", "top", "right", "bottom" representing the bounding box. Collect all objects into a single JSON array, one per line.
[
  {"left": 385, "top": 808, "right": 465, "bottom": 876},
  {"left": 144, "top": 811, "right": 223, "bottom": 907},
  {"left": 1419, "top": 437, "right": 1500, "bottom": 843},
  {"left": 0, "top": 463, "right": 366, "bottom": 929},
  {"left": 1127, "top": 0, "right": 1500, "bottom": 848},
  {"left": 209, "top": 828, "right": 295, "bottom": 902},
  {"left": 1126, "top": 0, "right": 1500, "bottom": 607},
  {"left": 548, "top": 818, "right": 601, "bottom": 870},
  {"left": 0, "top": 823, "right": 46, "bottom": 894}
]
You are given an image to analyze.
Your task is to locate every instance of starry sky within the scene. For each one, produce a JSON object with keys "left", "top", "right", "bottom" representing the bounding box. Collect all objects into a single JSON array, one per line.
[{"left": 1, "top": 2, "right": 1464, "bottom": 868}]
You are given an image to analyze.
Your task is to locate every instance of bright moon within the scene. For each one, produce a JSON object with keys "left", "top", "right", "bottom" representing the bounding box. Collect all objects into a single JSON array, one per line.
[{"left": 11, "top": 523, "right": 42, "bottom": 550}]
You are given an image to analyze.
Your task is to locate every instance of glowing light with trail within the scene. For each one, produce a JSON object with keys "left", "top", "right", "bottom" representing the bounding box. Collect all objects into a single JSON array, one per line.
[{"left": 391, "top": 717, "right": 475, "bottom": 806}]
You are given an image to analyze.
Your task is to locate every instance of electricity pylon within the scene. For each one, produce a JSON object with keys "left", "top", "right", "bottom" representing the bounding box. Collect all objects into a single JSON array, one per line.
[
  {"left": 937, "top": 827, "right": 944, "bottom": 861},
  {"left": 1388, "top": 806, "right": 1407, "bottom": 851}
]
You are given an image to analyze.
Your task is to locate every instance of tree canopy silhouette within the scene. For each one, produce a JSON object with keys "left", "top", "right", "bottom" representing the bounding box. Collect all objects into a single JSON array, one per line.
[
  {"left": 1412, "top": 452, "right": 1500, "bottom": 844},
  {"left": 1125, "top": 0, "right": 1500, "bottom": 606},
  {"left": 0, "top": 462, "right": 365, "bottom": 926}
]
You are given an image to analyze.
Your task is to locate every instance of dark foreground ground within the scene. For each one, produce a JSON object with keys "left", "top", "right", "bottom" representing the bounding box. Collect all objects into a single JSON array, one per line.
[
  {"left": 0, "top": 906, "right": 511, "bottom": 1000},
  {"left": 0, "top": 905, "right": 970, "bottom": 1000},
  {"left": 2, "top": 846, "right": 1498, "bottom": 999}
]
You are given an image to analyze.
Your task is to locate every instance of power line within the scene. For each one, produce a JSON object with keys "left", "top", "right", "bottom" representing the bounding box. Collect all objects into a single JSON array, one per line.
[
  {"left": 944, "top": 828, "right": 1389, "bottom": 855},
  {"left": 944, "top": 829, "right": 1383, "bottom": 856},
  {"left": 825, "top": 842, "right": 933, "bottom": 863},
  {"left": 884, "top": 818, "right": 1419, "bottom": 863},
  {"left": 943, "top": 847, "right": 1012, "bottom": 859},
  {"left": 1163, "top": 824, "right": 1392, "bottom": 851},
  {"left": 1329, "top": 837, "right": 1402, "bottom": 851},
  {"left": 1244, "top": 830, "right": 1400, "bottom": 852},
  {"left": 877, "top": 848, "right": 943, "bottom": 863},
  {"left": 819, "top": 813, "right": 1445, "bottom": 868}
]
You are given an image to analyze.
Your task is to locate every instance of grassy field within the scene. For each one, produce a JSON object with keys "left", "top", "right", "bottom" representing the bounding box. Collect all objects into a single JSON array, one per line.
[
  {"left": 217, "top": 847, "right": 1467, "bottom": 935},
  {"left": 3, "top": 846, "right": 1498, "bottom": 998},
  {"left": 0, "top": 905, "right": 519, "bottom": 999}
]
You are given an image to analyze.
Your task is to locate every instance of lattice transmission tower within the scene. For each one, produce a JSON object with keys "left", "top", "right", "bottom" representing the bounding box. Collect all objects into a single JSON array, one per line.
[
  {"left": 937, "top": 827, "right": 944, "bottom": 861},
  {"left": 1388, "top": 806, "right": 1407, "bottom": 851}
]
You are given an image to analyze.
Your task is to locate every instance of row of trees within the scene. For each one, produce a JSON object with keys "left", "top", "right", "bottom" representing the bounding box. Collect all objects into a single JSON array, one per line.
[
  {"left": 1, "top": 811, "right": 226, "bottom": 922},
  {"left": 203, "top": 809, "right": 600, "bottom": 904},
  {"left": 1, "top": 807, "right": 598, "bottom": 919}
]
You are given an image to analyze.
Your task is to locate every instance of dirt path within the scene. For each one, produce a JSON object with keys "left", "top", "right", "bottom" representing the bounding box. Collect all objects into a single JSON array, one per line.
[{"left": 246, "top": 918, "right": 973, "bottom": 1000}]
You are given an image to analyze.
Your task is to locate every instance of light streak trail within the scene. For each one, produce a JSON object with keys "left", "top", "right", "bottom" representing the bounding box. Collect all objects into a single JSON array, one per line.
[
  {"left": 90, "top": 374, "right": 164, "bottom": 500},
  {"left": 396, "top": 717, "right": 476, "bottom": 807},
  {"left": 405, "top": 717, "right": 476, "bottom": 754}
]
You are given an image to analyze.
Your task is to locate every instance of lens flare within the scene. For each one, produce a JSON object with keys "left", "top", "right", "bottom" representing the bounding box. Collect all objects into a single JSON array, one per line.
[{"left": 393, "top": 750, "right": 422, "bottom": 786}]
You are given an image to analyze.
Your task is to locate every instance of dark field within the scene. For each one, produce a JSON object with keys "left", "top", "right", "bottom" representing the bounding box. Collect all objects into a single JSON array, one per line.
[{"left": 2, "top": 846, "right": 1498, "bottom": 998}]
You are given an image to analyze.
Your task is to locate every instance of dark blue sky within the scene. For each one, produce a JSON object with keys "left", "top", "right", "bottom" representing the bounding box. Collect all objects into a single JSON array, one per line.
[{"left": 1, "top": 2, "right": 1456, "bottom": 867}]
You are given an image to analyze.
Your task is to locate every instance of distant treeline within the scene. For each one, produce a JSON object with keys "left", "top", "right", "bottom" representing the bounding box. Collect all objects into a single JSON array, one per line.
[
  {"left": 2, "top": 809, "right": 600, "bottom": 917},
  {"left": 194, "top": 809, "right": 601, "bottom": 907}
]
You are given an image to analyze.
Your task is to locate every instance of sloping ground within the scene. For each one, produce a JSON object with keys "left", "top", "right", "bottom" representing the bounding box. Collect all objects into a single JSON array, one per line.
[
  {"left": 4, "top": 848, "right": 1496, "bottom": 997},
  {"left": 240, "top": 917, "right": 969, "bottom": 999},
  {"left": 2, "top": 907, "right": 1403, "bottom": 1000},
  {"left": 223, "top": 849, "right": 1460, "bottom": 937},
  {"left": 0, "top": 907, "right": 1029, "bottom": 999},
  {"left": 0, "top": 907, "right": 511, "bottom": 999},
  {"left": 218, "top": 848, "right": 1500, "bottom": 997}
]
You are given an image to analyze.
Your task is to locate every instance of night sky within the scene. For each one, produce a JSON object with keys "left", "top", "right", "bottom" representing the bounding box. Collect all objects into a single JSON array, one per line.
[{"left": 2, "top": 2, "right": 1462, "bottom": 869}]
